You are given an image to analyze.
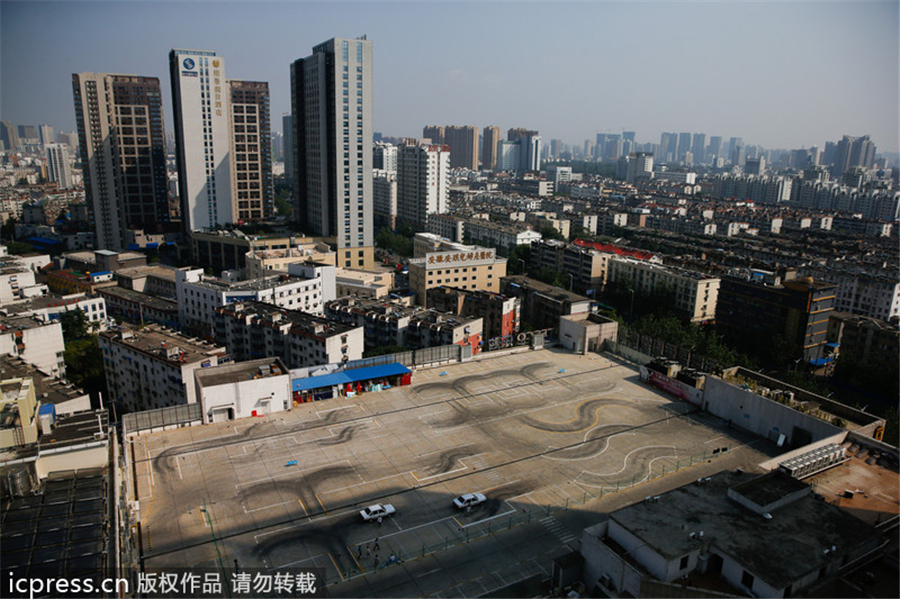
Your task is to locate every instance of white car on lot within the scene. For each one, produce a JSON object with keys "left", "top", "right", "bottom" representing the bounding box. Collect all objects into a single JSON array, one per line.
[
  {"left": 360, "top": 503, "right": 395, "bottom": 522},
  {"left": 453, "top": 493, "right": 487, "bottom": 510}
]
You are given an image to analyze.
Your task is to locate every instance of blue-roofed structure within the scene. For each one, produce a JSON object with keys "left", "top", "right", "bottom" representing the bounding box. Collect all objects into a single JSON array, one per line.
[{"left": 291, "top": 363, "right": 411, "bottom": 401}]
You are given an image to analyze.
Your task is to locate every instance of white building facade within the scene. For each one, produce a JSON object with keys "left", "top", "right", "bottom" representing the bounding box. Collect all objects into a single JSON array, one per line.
[
  {"left": 170, "top": 49, "right": 233, "bottom": 230},
  {"left": 397, "top": 142, "right": 450, "bottom": 231}
]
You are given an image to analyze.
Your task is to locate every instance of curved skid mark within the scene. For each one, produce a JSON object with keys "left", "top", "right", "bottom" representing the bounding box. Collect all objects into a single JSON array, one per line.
[
  {"left": 580, "top": 444, "right": 676, "bottom": 477},
  {"left": 541, "top": 429, "right": 636, "bottom": 461},
  {"left": 316, "top": 426, "right": 356, "bottom": 446},
  {"left": 424, "top": 447, "right": 479, "bottom": 476}
]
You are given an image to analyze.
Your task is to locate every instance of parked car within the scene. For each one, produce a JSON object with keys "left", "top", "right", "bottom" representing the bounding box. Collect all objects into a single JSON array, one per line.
[
  {"left": 360, "top": 503, "right": 396, "bottom": 521},
  {"left": 453, "top": 493, "right": 487, "bottom": 510}
]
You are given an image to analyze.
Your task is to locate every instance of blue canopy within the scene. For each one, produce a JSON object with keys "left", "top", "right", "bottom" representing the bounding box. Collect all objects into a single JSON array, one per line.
[{"left": 292, "top": 363, "right": 410, "bottom": 392}]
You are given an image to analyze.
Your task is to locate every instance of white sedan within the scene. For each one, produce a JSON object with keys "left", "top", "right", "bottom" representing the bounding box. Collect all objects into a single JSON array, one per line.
[
  {"left": 359, "top": 503, "right": 396, "bottom": 522},
  {"left": 453, "top": 493, "right": 487, "bottom": 510}
]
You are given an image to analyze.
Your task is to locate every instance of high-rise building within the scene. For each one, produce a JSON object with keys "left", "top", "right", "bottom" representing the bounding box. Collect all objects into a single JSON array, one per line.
[
  {"left": 59, "top": 131, "right": 79, "bottom": 153},
  {"left": 39, "top": 125, "right": 55, "bottom": 148},
  {"left": 228, "top": 79, "right": 273, "bottom": 222},
  {"left": 605, "top": 134, "right": 622, "bottom": 160},
  {"left": 291, "top": 36, "right": 375, "bottom": 270},
  {"left": 422, "top": 125, "right": 445, "bottom": 144},
  {"left": 520, "top": 132, "right": 542, "bottom": 171},
  {"left": 482, "top": 126, "right": 501, "bottom": 170},
  {"left": 691, "top": 133, "right": 706, "bottom": 164},
  {"left": 832, "top": 135, "right": 876, "bottom": 176},
  {"left": 731, "top": 142, "right": 745, "bottom": 166},
  {"left": 73, "top": 72, "right": 169, "bottom": 250},
  {"left": 45, "top": 143, "right": 73, "bottom": 189},
  {"left": 373, "top": 141, "right": 397, "bottom": 172},
  {"left": 372, "top": 170, "right": 397, "bottom": 230},
  {"left": 170, "top": 49, "right": 234, "bottom": 231},
  {"left": 626, "top": 152, "right": 654, "bottom": 183},
  {"left": 397, "top": 141, "right": 450, "bottom": 231},
  {"left": 18, "top": 125, "right": 38, "bottom": 144},
  {"left": 707, "top": 136, "right": 723, "bottom": 162},
  {"left": 659, "top": 132, "right": 677, "bottom": 163},
  {"left": 282, "top": 114, "right": 293, "bottom": 186},
  {"left": 0, "top": 121, "right": 20, "bottom": 152},
  {"left": 677, "top": 132, "right": 692, "bottom": 162},
  {"left": 745, "top": 156, "right": 765, "bottom": 176},
  {"left": 444, "top": 125, "right": 479, "bottom": 170},
  {"left": 497, "top": 140, "right": 520, "bottom": 171}
]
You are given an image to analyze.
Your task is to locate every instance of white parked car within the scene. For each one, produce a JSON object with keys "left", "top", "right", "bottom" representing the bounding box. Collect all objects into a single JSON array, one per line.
[
  {"left": 453, "top": 493, "right": 487, "bottom": 510},
  {"left": 360, "top": 503, "right": 396, "bottom": 522}
]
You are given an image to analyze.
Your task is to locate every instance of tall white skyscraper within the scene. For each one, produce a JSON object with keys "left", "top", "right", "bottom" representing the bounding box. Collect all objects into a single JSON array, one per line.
[
  {"left": 45, "top": 143, "right": 72, "bottom": 189},
  {"left": 291, "top": 36, "right": 375, "bottom": 270},
  {"left": 170, "top": 49, "right": 233, "bottom": 231},
  {"left": 397, "top": 141, "right": 450, "bottom": 231}
]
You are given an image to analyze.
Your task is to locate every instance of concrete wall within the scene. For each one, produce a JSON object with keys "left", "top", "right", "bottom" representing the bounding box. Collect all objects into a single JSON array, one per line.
[
  {"left": 35, "top": 443, "right": 108, "bottom": 479},
  {"left": 199, "top": 373, "right": 291, "bottom": 424},
  {"left": 581, "top": 520, "right": 644, "bottom": 597},
  {"left": 603, "top": 340, "right": 653, "bottom": 366},
  {"left": 703, "top": 376, "right": 843, "bottom": 447}
]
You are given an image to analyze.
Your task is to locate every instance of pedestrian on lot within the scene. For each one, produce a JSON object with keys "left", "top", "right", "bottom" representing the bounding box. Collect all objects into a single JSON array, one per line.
[
  {"left": 373, "top": 537, "right": 380, "bottom": 551},
  {"left": 374, "top": 555, "right": 379, "bottom": 569},
  {"left": 357, "top": 545, "right": 362, "bottom": 558}
]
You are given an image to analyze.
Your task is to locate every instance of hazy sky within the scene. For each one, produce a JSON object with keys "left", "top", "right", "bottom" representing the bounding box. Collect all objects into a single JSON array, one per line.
[{"left": 2, "top": 1, "right": 898, "bottom": 153}]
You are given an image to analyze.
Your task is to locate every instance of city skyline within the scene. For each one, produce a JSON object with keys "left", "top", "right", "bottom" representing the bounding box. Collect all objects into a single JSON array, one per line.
[{"left": 1, "top": 1, "right": 898, "bottom": 154}]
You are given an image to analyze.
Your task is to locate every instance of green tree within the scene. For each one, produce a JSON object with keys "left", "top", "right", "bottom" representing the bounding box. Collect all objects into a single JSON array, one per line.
[
  {"left": 60, "top": 309, "right": 90, "bottom": 341},
  {"left": 64, "top": 338, "right": 106, "bottom": 399},
  {"left": 569, "top": 226, "right": 591, "bottom": 241},
  {"left": 540, "top": 225, "right": 566, "bottom": 242},
  {"left": 507, "top": 244, "right": 531, "bottom": 275},
  {"left": 274, "top": 188, "right": 294, "bottom": 217},
  {"left": 4, "top": 241, "right": 35, "bottom": 255},
  {"left": 375, "top": 225, "right": 413, "bottom": 257}
]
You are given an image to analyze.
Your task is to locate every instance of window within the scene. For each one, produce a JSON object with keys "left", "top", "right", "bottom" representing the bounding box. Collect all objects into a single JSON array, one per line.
[
  {"left": 741, "top": 571, "right": 754, "bottom": 590},
  {"left": 679, "top": 556, "right": 689, "bottom": 570}
]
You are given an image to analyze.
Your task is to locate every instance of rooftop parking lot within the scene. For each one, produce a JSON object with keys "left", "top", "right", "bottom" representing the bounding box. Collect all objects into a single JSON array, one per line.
[{"left": 130, "top": 348, "right": 783, "bottom": 597}]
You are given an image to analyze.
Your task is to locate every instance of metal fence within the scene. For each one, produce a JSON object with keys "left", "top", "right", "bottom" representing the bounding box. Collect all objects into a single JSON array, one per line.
[
  {"left": 611, "top": 327, "right": 729, "bottom": 374},
  {"left": 122, "top": 403, "right": 202, "bottom": 437},
  {"left": 344, "top": 344, "right": 464, "bottom": 372}
]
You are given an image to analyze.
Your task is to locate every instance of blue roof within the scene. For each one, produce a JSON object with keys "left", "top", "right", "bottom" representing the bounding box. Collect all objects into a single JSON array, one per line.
[
  {"left": 292, "top": 363, "right": 411, "bottom": 392},
  {"left": 27, "top": 237, "right": 62, "bottom": 245}
]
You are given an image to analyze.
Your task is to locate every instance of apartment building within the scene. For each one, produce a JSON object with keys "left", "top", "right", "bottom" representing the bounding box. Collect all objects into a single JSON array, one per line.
[
  {"left": 407, "top": 237, "right": 507, "bottom": 307},
  {"left": 176, "top": 261, "right": 336, "bottom": 334},
  {"left": 462, "top": 219, "right": 542, "bottom": 255},
  {"left": 499, "top": 276, "right": 593, "bottom": 331},
  {"left": 426, "top": 286, "right": 519, "bottom": 340},
  {"left": 214, "top": 300, "right": 363, "bottom": 368},
  {"left": 530, "top": 239, "right": 662, "bottom": 295},
  {"left": 0, "top": 315, "right": 66, "bottom": 379},
  {"left": 98, "top": 324, "right": 226, "bottom": 412},
  {"left": 323, "top": 297, "right": 482, "bottom": 354},
  {"left": 608, "top": 258, "right": 720, "bottom": 323},
  {"left": 244, "top": 244, "right": 335, "bottom": 278}
]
